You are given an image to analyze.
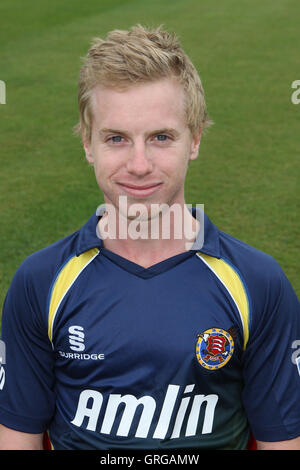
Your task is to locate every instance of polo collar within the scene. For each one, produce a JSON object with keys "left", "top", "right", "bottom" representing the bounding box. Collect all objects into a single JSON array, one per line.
[{"left": 76, "top": 207, "right": 221, "bottom": 258}]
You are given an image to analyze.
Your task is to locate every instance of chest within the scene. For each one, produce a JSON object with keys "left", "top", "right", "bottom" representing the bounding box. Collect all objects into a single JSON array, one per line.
[{"left": 50, "top": 262, "right": 245, "bottom": 384}]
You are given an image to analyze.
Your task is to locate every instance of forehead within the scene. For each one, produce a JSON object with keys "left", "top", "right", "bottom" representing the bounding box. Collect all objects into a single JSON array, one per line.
[{"left": 89, "top": 78, "right": 187, "bottom": 130}]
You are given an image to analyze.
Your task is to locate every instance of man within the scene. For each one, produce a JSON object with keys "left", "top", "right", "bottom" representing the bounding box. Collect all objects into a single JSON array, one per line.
[{"left": 0, "top": 25, "right": 299, "bottom": 451}]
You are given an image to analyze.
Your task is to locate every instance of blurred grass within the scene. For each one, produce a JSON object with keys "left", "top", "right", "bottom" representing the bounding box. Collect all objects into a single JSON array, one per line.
[{"left": 0, "top": 0, "right": 299, "bottom": 322}]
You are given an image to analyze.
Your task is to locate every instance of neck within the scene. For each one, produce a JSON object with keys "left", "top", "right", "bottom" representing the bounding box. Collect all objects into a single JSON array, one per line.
[{"left": 97, "top": 203, "right": 200, "bottom": 267}]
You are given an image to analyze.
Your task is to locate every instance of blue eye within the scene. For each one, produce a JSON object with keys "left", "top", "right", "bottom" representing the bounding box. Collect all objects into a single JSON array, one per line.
[
  {"left": 111, "top": 136, "right": 123, "bottom": 143},
  {"left": 156, "top": 135, "right": 168, "bottom": 141}
]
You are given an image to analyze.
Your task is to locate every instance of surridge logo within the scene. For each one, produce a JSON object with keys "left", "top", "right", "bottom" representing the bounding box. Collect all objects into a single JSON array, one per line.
[
  {"left": 71, "top": 384, "right": 218, "bottom": 439},
  {"left": 69, "top": 325, "right": 85, "bottom": 352},
  {"left": 58, "top": 326, "right": 105, "bottom": 361}
]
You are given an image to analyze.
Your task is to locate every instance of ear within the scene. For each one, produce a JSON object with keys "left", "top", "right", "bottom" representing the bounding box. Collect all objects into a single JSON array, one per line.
[
  {"left": 83, "top": 138, "right": 94, "bottom": 165},
  {"left": 189, "top": 128, "right": 202, "bottom": 161}
]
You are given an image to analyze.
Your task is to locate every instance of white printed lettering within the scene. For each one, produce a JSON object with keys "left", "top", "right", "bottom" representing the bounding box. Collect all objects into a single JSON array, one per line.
[
  {"left": 71, "top": 384, "right": 218, "bottom": 439},
  {"left": 71, "top": 389, "right": 103, "bottom": 431},
  {"left": 101, "top": 394, "right": 156, "bottom": 438},
  {"left": 0, "top": 365, "right": 5, "bottom": 390},
  {"left": 152, "top": 384, "right": 180, "bottom": 438}
]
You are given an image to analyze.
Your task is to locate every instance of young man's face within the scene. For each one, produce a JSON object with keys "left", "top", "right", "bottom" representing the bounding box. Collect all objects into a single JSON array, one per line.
[{"left": 83, "top": 78, "right": 201, "bottom": 220}]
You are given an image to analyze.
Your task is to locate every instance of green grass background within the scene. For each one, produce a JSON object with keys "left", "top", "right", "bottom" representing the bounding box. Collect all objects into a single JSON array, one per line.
[{"left": 0, "top": 0, "right": 299, "bottom": 324}]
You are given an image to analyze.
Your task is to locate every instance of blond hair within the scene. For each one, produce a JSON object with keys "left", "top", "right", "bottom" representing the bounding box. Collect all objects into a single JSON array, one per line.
[{"left": 73, "top": 24, "right": 213, "bottom": 143}]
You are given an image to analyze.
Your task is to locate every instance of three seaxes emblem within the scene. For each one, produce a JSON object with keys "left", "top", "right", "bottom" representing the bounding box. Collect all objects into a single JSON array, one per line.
[{"left": 196, "top": 328, "right": 235, "bottom": 370}]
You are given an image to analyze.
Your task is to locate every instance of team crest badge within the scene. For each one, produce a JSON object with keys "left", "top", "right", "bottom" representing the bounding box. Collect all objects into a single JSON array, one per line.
[{"left": 196, "top": 328, "right": 235, "bottom": 370}]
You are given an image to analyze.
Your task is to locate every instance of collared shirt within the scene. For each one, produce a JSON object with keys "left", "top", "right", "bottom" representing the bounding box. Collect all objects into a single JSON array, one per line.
[{"left": 0, "top": 209, "right": 299, "bottom": 449}]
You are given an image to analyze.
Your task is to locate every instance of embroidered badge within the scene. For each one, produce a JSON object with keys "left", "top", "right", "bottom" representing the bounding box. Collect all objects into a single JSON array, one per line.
[{"left": 196, "top": 328, "right": 235, "bottom": 370}]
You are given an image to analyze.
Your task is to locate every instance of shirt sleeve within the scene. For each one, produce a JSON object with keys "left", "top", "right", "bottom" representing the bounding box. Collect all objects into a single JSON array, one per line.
[
  {"left": 242, "top": 260, "right": 300, "bottom": 441},
  {"left": 0, "top": 258, "right": 56, "bottom": 433}
]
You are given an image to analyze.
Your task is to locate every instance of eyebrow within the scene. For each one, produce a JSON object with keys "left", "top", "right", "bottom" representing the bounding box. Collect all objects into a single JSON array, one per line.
[{"left": 98, "top": 128, "right": 180, "bottom": 138}]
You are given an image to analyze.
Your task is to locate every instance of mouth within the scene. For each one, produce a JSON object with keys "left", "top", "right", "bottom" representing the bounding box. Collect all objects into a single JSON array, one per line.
[{"left": 117, "top": 182, "right": 162, "bottom": 198}]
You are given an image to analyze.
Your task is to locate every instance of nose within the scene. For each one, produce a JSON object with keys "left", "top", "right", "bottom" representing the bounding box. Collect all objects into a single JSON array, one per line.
[{"left": 126, "top": 141, "right": 153, "bottom": 176}]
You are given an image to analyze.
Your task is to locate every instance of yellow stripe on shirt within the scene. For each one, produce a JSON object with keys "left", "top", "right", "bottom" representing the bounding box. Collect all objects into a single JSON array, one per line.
[
  {"left": 197, "top": 253, "right": 250, "bottom": 349},
  {"left": 48, "top": 248, "right": 99, "bottom": 342}
]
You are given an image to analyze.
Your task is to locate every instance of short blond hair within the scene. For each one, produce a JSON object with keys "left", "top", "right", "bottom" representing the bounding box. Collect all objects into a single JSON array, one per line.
[{"left": 73, "top": 24, "right": 213, "bottom": 143}]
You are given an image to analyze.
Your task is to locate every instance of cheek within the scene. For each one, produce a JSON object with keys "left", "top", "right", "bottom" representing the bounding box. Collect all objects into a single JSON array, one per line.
[
  {"left": 92, "top": 153, "right": 126, "bottom": 195},
  {"left": 91, "top": 157, "right": 110, "bottom": 190},
  {"left": 160, "top": 150, "right": 190, "bottom": 178},
  {"left": 92, "top": 149, "right": 113, "bottom": 175}
]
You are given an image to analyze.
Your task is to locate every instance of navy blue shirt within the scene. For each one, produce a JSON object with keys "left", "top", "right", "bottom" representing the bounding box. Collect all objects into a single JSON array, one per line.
[{"left": 0, "top": 210, "right": 299, "bottom": 449}]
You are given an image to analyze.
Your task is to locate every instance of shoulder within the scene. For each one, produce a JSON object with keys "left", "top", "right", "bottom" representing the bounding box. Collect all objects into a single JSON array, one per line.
[
  {"left": 200, "top": 210, "right": 284, "bottom": 291},
  {"left": 218, "top": 229, "right": 284, "bottom": 287},
  {"left": 3, "top": 229, "right": 84, "bottom": 333},
  {"left": 6, "top": 230, "right": 82, "bottom": 314},
  {"left": 16, "top": 211, "right": 100, "bottom": 283},
  {"left": 217, "top": 229, "right": 299, "bottom": 332},
  {"left": 14, "top": 230, "right": 81, "bottom": 283}
]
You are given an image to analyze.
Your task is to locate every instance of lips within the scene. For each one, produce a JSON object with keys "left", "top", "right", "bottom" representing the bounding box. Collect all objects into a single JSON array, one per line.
[{"left": 117, "top": 182, "right": 162, "bottom": 198}]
